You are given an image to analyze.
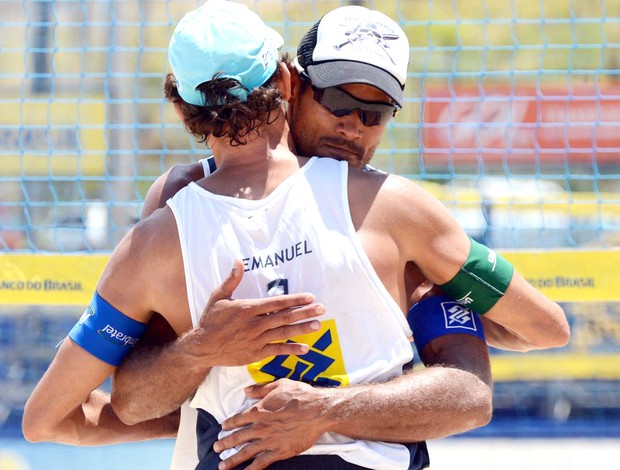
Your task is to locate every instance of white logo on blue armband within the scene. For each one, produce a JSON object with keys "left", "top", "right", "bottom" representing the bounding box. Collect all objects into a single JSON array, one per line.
[
  {"left": 69, "top": 292, "right": 148, "bottom": 366},
  {"left": 408, "top": 295, "right": 485, "bottom": 354},
  {"left": 443, "top": 303, "right": 477, "bottom": 331}
]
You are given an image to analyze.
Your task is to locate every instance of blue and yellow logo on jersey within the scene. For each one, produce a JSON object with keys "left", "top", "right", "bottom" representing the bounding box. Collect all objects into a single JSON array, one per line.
[{"left": 248, "top": 319, "right": 349, "bottom": 387}]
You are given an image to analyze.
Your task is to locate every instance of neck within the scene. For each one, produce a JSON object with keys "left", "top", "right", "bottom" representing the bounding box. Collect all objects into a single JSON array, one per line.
[{"left": 201, "top": 110, "right": 306, "bottom": 199}]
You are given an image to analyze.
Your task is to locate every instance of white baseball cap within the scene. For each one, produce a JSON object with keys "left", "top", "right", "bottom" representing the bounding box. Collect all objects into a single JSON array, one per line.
[
  {"left": 168, "top": 0, "right": 284, "bottom": 106},
  {"left": 296, "top": 5, "right": 410, "bottom": 107}
]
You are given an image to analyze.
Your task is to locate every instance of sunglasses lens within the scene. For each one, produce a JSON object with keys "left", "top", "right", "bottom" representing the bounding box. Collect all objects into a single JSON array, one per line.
[
  {"left": 359, "top": 110, "right": 384, "bottom": 126},
  {"left": 312, "top": 86, "right": 396, "bottom": 127}
]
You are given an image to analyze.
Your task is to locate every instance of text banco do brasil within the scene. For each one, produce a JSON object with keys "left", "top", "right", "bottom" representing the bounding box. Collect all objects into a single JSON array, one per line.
[{"left": 0, "top": 279, "right": 82, "bottom": 291}]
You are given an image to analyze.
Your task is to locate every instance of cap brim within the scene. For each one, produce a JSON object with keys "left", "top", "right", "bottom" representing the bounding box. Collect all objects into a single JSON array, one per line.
[{"left": 307, "top": 61, "right": 403, "bottom": 107}]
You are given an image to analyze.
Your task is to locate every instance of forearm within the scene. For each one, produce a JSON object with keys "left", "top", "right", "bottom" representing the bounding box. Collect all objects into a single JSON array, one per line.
[
  {"left": 323, "top": 332, "right": 493, "bottom": 442},
  {"left": 111, "top": 329, "right": 211, "bottom": 425},
  {"left": 320, "top": 366, "right": 491, "bottom": 442},
  {"left": 482, "top": 272, "right": 570, "bottom": 351},
  {"left": 480, "top": 317, "right": 533, "bottom": 351},
  {"left": 76, "top": 390, "right": 179, "bottom": 445},
  {"left": 25, "top": 387, "right": 178, "bottom": 446},
  {"left": 112, "top": 274, "right": 325, "bottom": 425}
]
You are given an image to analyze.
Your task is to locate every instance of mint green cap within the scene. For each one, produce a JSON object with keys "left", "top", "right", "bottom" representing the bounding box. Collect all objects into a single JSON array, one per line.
[{"left": 168, "top": 0, "right": 284, "bottom": 105}]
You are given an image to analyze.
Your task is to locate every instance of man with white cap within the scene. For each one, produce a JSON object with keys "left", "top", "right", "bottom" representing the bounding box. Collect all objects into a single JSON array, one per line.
[{"left": 23, "top": 2, "right": 569, "bottom": 469}]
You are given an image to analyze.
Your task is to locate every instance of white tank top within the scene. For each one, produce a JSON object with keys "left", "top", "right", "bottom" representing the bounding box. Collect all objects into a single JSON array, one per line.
[
  {"left": 169, "top": 156, "right": 214, "bottom": 470},
  {"left": 168, "top": 157, "right": 414, "bottom": 469}
]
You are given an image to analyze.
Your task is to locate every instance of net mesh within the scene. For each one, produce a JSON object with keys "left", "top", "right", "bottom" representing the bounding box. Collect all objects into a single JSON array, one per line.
[
  {"left": 1, "top": 0, "right": 619, "bottom": 252},
  {"left": 1, "top": 0, "right": 619, "bottom": 444}
]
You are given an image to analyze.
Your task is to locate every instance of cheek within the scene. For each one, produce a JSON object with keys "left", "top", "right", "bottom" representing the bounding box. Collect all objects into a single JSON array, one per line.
[
  {"left": 362, "top": 127, "right": 384, "bottom": 148},
  {"left": 289, "top": 101, "right": 328, "bottom": 151}
]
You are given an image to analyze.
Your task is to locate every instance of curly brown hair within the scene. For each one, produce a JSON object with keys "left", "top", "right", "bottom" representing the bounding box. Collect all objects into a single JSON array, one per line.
[{"left": 164, "top": 57, "right": 290, "bottom": 146}]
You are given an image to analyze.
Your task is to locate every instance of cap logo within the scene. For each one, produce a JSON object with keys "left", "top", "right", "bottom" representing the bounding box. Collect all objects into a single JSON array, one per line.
[
  {"left": 335, "top": 22, "right": 400, "bottom": 65},
  {"left": 299, "top": 5, "right": 409, "bottom": 105},
  {"left": 260, "top": 35, "right": 278, "bottom": 69}
]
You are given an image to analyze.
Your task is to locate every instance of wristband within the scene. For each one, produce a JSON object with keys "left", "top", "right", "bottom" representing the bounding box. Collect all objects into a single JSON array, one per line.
[{"left": 68, "top": 291, "right": 148, "bottom": 366}]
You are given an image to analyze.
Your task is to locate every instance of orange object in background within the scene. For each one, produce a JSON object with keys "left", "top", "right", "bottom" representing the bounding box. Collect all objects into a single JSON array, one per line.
[{"left": 422, "top": 84, "right": 620, "bottom": 164}]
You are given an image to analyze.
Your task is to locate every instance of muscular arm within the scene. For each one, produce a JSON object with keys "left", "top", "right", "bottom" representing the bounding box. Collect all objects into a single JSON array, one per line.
[
  {"left": 23, "top": 164, "right": 205, "bottom": 444},
  {"left": 324, "top": 334, "right": 492, "bottom": 441},
  {"left": 112, "top": 164, "right": 202, "bottom": 427},
  {"left": 22, "top": 216, "right": 181, "bottom": 444},
  {"left": 111, "top": 259, "right": 325, "bottom": 424},
  {"left": 213, "top": 333, "right": 492, "bottom": 470},
  {"left": 387, "top": 175, "right": 570, "bottom": 352},
  {"left": 23, "top": 210, "right": 323, "bottom": 442}
]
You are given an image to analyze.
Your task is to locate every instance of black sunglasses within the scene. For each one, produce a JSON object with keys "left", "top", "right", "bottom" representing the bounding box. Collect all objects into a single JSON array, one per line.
[{"left": 302, "top": 75, "right": 400, "bottom": 127}]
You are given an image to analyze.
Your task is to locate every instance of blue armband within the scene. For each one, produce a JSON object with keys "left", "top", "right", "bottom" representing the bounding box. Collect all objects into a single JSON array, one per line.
[
  {"left": 408, "top": 295, "right": 485, "bottom": 354},
  {"left": 68, "top": 291, "right": 148, "bottom": 366}
]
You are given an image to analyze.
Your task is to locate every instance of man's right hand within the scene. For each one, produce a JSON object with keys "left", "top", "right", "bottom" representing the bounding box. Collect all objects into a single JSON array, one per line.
[{"left": 186, "top": 258, "right": 326, "bottom": 366}]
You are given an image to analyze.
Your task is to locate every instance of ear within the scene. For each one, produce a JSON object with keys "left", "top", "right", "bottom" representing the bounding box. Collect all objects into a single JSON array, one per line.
[
  {"left": 288, "top": 63, "right": 304, "bottom": 100},
  {"left": 275, "top": 62, "right": 292, "bottom": 101}
]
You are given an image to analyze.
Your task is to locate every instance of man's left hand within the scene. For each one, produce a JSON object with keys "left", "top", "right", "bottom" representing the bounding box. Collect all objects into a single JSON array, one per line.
[{"left": 213, "top": 379, "right": 333, "bottom": 470}]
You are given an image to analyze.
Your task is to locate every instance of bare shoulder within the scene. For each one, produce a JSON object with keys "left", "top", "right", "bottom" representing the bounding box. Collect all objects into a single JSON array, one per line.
[
  {"left": 349, "top": 169, "right": 447, "bottom": 220},
  {"left": 349, "top": 168, "right": 470, "bottom": 284},
  {"left": 142, "top": 161, "right": 206, "bottom": 219},
  {"left": 97, "top": 206, "right": 181, "bottom": 318}
]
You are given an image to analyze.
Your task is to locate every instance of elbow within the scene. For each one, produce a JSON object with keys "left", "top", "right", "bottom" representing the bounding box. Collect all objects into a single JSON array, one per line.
[
  {"left": 469, "top": 382, "right": 493, "bottom": 430},
  {"left": 22, "top": 402, "right": 56, "bottom": 443},
  {"left": 22, "top": 416, "right": 42, "bottom": 443},
  {"left": 557, "top": 312, "right": 572, "bottom": 347},
  {"left": 457, "top": 372, "right": 493, "bottom": 432},
  {"left": 110, "top": 374, "right": 141, "bottom": 425},
  {"left": 518, "top": 304, "right": 571, "bottom": 352},
  {"left": 551, "top": 321, "right": 571, "bottom": 349},
  {"left": 22, "top": 424, "right": 52, "bottom": 444},
  {"left": 476, "top": 397, "right": 493, "bottom": 429},
  {"left": 110, "top": 393, "right": 142, "bottom": 426},
  {"left": 534, "top": 309, "right": 572, "bottom": 351},
  {"left": 444, "top": 376, "right": 493, "bottom": 436},
  {"left": 546, "top": 304, "right": 571, "bottom": 348}
]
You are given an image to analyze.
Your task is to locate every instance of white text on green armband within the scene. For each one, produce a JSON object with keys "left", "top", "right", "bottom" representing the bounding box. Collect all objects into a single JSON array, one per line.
[{"left": 438, "top": 238, "right": 514, "bottom": 314}]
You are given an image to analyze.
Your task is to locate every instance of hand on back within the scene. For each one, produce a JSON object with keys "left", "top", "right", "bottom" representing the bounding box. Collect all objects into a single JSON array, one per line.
[{"left": 189, "top": 259, "right": 326, "bottom": 367}]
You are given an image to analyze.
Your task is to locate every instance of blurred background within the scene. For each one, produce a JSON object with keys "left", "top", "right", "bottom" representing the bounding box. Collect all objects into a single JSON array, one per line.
[{"left": 0, "top": 0, "right": 619, "bottom": 468}]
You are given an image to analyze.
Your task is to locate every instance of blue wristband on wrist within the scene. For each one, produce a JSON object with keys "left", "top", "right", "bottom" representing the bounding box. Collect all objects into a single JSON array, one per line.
[
  {"left": 408, "top": 295, "right": 485, "bottom": 354},
  {"left": 68, "top": 291, "right": 148, "bottom": 366}
]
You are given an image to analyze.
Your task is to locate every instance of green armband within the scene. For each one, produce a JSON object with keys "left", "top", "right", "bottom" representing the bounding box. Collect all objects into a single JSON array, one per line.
[{"left": 439, "top": 238, "right": 514, "bottom": 314}]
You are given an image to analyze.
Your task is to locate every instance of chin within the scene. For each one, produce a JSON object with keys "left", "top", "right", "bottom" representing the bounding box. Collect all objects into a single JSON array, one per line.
[{"left": 319, "top": 149, "right": 364, "bottom": 167}]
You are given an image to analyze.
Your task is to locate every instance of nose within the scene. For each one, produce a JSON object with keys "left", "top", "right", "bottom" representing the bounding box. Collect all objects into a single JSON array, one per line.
[{"left": 336, "top": 111, "right": 364, "bottom": 139}]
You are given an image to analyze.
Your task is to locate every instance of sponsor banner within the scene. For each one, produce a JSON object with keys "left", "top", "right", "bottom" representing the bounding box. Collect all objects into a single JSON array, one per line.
[
  {"left": 502, "top": 249, "right": 620, "bottom": 302},
  {"left": 0, "top": 250, "right": 618, "bottom": 305},
  {"left": 0, "top": 254, "right": 107, "bottom": 305},
  {"left": 422, "top": 84, "right": 620, "bottom": 164}
]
